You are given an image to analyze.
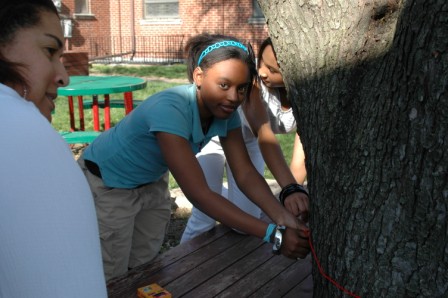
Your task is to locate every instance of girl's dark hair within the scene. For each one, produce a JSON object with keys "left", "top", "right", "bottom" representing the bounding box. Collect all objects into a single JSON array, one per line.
[
  {"left": 185, "top": 33, "right": 257, "bottom": 85},
  {"left": 257, "top": 37, "right": 277, "bottom": 68},
  {"left": 0, "top": 0, "right": 58, "bottom": 87}
]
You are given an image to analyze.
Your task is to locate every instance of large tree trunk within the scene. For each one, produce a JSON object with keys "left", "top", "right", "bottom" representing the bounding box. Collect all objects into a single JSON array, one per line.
[{"left": 259, "top": 0, "right": 447, "bottom": 296}]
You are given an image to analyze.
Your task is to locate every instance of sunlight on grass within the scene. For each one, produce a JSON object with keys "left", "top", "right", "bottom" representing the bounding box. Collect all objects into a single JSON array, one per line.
[
  {"left": 91, "top": 64, "right": 188, "bottom": 79},
  {"left": 264, "top": 132, "right": 296, "bottom": 180}
]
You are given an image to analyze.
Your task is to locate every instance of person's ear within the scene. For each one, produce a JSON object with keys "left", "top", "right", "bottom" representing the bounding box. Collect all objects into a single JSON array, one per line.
[{"left": 193, "top": 67, "right": 203, "bottom": 88}]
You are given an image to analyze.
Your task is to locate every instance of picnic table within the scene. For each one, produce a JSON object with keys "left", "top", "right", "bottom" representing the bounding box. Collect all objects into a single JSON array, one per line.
[
  {"left": 107, "top": 221, "right": 313, "bottom": 297},
  {"left": 58, "top": 75, "right": 147, "bottom": 131}
]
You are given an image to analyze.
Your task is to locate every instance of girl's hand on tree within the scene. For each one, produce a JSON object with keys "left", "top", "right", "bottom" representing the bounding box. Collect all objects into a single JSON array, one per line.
[
  {"left": 281, "top": 227, "right": 310, "bottom": 259},
  {"left": 284, "top": 192, "right": 309, "bottom": 222},
  {"left": 276, "top": 209, "right": 309, "bottom": 233}
]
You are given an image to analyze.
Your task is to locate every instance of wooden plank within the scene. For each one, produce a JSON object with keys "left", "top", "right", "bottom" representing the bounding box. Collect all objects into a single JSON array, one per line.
[
  {"left": 148, "top": 230, "right": 246, "bottom": 285},
  {"left": 182, "top": 239, "right": 273, "bottom": 297},
  {"left": 168, "top": 234, "right": 266, "bottom": 297},
  {"left": 214, "top": 251, "right": 298, "bottom": 297},
  {"left": 107, "top": 224, "right": 232, "bottom": 298},
  {"left": 249, "top": 257, "right": 312, "bottom": 297},
  {"left": 107, "top": 217, "right": 313, "bottom": 297},
  {"left": 282, "top": 273, "right": 313, "bottom": 298}
]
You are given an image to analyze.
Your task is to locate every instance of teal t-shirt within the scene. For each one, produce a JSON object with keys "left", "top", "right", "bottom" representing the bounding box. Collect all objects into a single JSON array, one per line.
[{"left": 83, "top": 84, "right": 241, "bottom": 188}]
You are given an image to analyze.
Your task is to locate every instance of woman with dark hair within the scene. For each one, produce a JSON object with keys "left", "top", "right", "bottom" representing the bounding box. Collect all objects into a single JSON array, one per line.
[
  {"left": 182, "top": 36, "right": 309, "bottom": 242},
  {"left": 0, "top": 1, "right": 107, "bottom": 296},
  {"left": 78, "top": 33, "right": 310, "bottom": 281}
]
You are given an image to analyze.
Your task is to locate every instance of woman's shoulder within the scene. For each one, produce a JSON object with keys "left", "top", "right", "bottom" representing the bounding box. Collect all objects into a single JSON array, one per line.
[
  {"left": 0, "top": 83, "right": 36, "bottom": 111},
  {"left": 0, "top": 85, "right": 48, "bottom": 128},
  {"left": 1, "top": 85, "right": 71, "bottom": 151},
  {"left": 1, "top": 86, "right": 83, "bottom": 182}
]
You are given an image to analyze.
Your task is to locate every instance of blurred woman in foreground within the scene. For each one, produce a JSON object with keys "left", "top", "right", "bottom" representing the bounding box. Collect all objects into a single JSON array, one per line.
[{"left": 0, "top": 1, "right": 107, "bottom": 296}]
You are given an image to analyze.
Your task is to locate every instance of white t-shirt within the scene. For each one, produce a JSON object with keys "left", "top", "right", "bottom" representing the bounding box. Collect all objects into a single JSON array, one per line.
[
  {"left": 0, "top": 83, "right": 107, "bottom": 297},
  {"left": 238, "top": 80, "right": 297, "bottom": 149},
  {"left": 259, "top": 80, "right": 296, "bottom": 134}
]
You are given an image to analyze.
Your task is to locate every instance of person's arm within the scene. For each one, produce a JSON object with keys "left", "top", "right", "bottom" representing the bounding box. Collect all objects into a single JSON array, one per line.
[
  {"left": 290, "top": 133, "right": 307, "bottom": 184},
  {"left": 242, "top": 84, "right": 308, "bottom": 217},
  {"left": 157, "top": 131, "right": 266, "bottom": 239},
  {"left": 220, "top": 128, "right": 310, "bottom": 257},
  {"left": 156, "top": 131, "right": 309, "bottom": 259},
  {"left": 219, "top": 127, "right": 307, "bottom": 233}
]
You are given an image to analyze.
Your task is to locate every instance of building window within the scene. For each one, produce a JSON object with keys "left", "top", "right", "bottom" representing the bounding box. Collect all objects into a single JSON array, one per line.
[
  {"left": 145, "top": 0, "right": 179, "bottom": 18},
  {"left": 75, "top": 0, "right": 90, "bottom": 14},
  {"left": 252, "top": 0, "right": 264, "bottom": 19}
]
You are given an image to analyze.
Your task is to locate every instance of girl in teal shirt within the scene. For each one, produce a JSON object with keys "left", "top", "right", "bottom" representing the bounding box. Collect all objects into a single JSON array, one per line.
[{"left": 79, "top": 33, "right": 310, "bottom": 281}]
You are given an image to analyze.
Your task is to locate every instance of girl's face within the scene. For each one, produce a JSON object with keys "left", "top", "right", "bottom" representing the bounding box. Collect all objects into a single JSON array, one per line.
[
  {"left": 1, "top": 10, "right": 68, "bottom": 121},
  {"left": 258, "top": 45, "right": 285, "bottom": 88},
  {"left": 194, "top": 58, "right": 251, "bottom": 120}
]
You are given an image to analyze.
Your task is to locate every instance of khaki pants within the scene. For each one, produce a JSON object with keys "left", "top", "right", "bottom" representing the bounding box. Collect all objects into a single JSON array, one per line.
[{"left": 78, "top": 158, "right": 171, "bottom": 281}]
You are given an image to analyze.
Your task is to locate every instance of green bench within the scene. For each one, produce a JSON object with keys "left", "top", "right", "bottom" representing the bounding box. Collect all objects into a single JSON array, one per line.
[
  {"left": 82, "top": 99, "right": 143, "bottom": 109},
  {"left": 59, "top": 131, "right": 102, "bottom": 144},
  {"left": 58, "top": 99, "right": 143, "bottom": 144}
]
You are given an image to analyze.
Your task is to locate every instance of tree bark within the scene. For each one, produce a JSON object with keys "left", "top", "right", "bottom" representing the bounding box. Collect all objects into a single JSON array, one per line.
[{"left": 259, "top": 0, "right": 447, "bottom": 296}]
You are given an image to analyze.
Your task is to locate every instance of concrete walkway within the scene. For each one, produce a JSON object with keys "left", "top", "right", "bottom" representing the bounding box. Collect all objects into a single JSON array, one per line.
[{"left": 170, "top": 179, "right": 281, "bottom": 211}]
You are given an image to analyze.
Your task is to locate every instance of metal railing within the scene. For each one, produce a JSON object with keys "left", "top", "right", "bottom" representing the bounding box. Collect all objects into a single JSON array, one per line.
[
  {"left": 86, "top": 35, "right": 264, "bottom": 65},
  {"left": 88, "top": 35, "right": 186, "bottom": 64}
]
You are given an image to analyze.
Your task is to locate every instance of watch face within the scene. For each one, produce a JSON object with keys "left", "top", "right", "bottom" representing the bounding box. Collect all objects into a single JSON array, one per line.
[
  {"left": 274, "top": 237, "right": 281, "bottom": 250},
  {"left": 273, "top": 229, "right": 283, "bottom": 251},
  {"left": 272, "top": 225, "right": 285, "bottom": 255}
]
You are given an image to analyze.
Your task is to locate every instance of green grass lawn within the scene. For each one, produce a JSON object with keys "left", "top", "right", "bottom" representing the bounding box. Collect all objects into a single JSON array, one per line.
[
  {"left": 53, "top": 64, "right": 296, "bottom": 188},
  {"left": 90, "top": 64, "right": 188, "bottom": 79}
]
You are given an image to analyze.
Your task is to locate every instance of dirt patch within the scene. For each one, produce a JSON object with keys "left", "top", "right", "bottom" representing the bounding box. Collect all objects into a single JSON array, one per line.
[{"left": 161, "top": 203, "right": 191, "bottom": 253}]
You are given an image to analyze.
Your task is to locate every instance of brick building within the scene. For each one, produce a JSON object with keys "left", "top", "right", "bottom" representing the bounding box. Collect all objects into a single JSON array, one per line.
[{"left": 55, "top": 0, "right": 269, "bottom": 63}]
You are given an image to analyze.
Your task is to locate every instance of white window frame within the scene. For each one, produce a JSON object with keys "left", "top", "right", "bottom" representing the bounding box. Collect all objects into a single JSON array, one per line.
[
  {"left": 144, "top": 0, "right": 179, "bottom": 19},
  {"left": 74, "top": 0, "right": 91, "bottom": 15},
  {"left": 253, "top": 0, "right": 264, "bottom": 18},
  {"left": 249, "top": 0, "right": 265, "bottom": 24}
]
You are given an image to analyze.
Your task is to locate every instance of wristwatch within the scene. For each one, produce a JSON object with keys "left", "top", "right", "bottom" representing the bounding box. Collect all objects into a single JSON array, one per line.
[{"left": 272, "top": 225, "right": 286, "bottom": 255}]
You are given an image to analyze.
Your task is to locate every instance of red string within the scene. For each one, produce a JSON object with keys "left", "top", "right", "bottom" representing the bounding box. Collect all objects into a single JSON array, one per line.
[{"left": 305, "top": 230, "right": 361, "bottom": 298}]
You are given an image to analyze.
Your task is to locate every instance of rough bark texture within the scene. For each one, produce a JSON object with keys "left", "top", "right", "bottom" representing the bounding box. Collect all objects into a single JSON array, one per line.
[{"left": 259, "top": 0, "right": 447, "bottom": 296}]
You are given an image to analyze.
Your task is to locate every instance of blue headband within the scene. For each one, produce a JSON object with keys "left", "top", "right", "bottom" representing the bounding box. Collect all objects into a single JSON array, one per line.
[{"left": 197, "top": 40, "right": 248, "bottom": 66}]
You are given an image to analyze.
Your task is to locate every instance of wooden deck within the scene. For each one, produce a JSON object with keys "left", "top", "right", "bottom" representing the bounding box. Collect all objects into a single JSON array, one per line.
[{"left": 107, "top": 223, "right": 313, "bottom": 297}]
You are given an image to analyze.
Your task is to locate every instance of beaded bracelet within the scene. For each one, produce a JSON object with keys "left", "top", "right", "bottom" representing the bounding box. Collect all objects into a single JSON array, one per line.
[
  {"left": 263, "top": 223, "right": 276, "bottom": 243},
  {"left": 279, "top": 183, "right": 309, "bottom": 206}
]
